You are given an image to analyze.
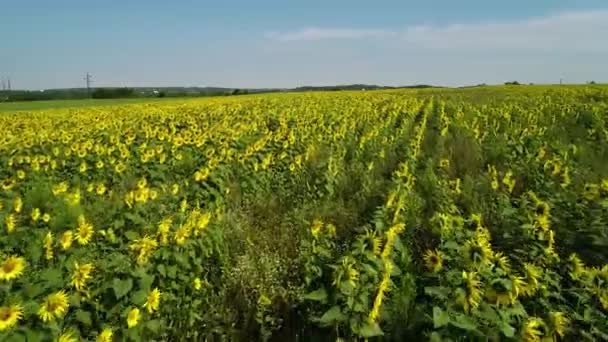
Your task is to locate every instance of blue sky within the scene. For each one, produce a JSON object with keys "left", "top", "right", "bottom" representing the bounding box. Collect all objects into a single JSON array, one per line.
[{"left": 1, "top": 0, "right": 607, "bottom": 89}]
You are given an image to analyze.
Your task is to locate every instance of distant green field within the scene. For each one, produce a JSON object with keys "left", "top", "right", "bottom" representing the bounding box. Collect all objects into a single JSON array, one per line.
[{"left": 0, "top": 98, "right": 180, "bottom": 112}]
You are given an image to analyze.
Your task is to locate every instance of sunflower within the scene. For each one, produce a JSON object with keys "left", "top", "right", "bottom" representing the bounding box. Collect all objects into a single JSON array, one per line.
[
  {"left": 510, "top": 274, "right": 526, "bottom": 299},
  {"left": 143, "top": 288, "right": 161, "bottom": 313},
  {"left": 560, "top": 166, "right": 571, "bottom": 188},
  {"left": 601, "top": 179, "right": 608, "bottom": 197},
  {"left": 57, "top": 329, "right": 78, "bottom": 342},
  {"left": 502, "top": 170, "right": 516, "bottom": 193},
  {"left": 486, "top": 278, "right": 514, "bottom": 306},
  {"left": 439, "top": 158, "right": 450, "bottom": 169},
  {"left": 459, "top": 271, "right": 483, "bottom": 312},
  {"left": 137, "top": 177, "right": 147, "bottom": 189},
  {"left": 174, "top": 225, "right": 190, "bottom": 246},
  {"left": 325, "top": 223, "right": 337, "bottom": 238},
  {"left": 39, "top": 291, "right": 70, "bottom": 322},
  {"left": 13, "top": 197, "right": 22, "bottom": 213},
  {"left": 583, "top": 183, "right": 599, "bottom": 201},
  {"left": 129, "top": 236, "right": 158, "bottom": 265},
  {"left": 77, "top": 215, "right": 94, "bottom": 245},
  {"left": 371, "top": 236, "right": 383, "bottom": 256},
  {"left": 0, "top": 255, "right": 26, "bottom": 282},
  {"left": 534, "top": 200, "right": 550, "bottom": 218},
  {"left": 534, "top": 214, "right": 551, "bottom": 232},
  {"left": 549, "top": 311, "right": 569, "bottom": 338},
  {"left": 114, "top": 162, "right": 126, "bottom": 174},
  {"left": 157, "top": 217, "right": 172, "bottom": 244},
  {"left": 60, "top": 230, "right": 74, "bottom": 250},
  {"left": 492, "top": 252, "right": 512, "bottom": 273},
  {"left": 0, "top": 303, "right": 24, "bottom": 331},
  {"left": 42, "top": 213, "right": 51, "bottom": 223},
  {"left": 71, "top": 262, "right": 95, "bottom": 291},
  {"left": 126, "top": 307, "right": 140, "bottom": 328},
  {"left": 567, "top": 253, "right": 587, "bottom": 280},
  {"left": 44, "top": 231, "right": 54, "bottom": 260},
  {"left": 171, "top": 183, "right": 179, "bottom": 195},
  {"left": 521, "top": 263, "right": 541, "bottom": 296},
  {"left": 96, "top": 183, "right": 107, "bottom": 195},
  {"left": 523, "top": 317, "right": 546, "bottom": 342},
  {"left": 463, "top": 238, "right": 493, "bottom": 269},
  {"left": 423, "top": 249, "right": 444, "bottom": 273},
  {"left": 4, "top": 214, "right": 16, "bottom": 233},
  {"left": 193, "top": 277, "right": 202, "bottom": 290},
  {"left": 449, "top": 178, "right": 462, "bottom": 194},
  {"left": 52, "top": 182, "right": 69, "bottom": 195},
  {"left": 466, "top": 213, "right": 482, "bottom": 231},
  {"left": 96, "top": 328, "right": 113, "bottom": 342},
  {"left": 31, "top": 208, "right": 41, "bottom": 222},
  {"left": 310, "top": 219, "right": 323, "bottom": 239}
]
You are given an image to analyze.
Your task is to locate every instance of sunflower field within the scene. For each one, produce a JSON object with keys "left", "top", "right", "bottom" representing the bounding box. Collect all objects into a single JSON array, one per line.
[{"left": 1, "top": 85, "right": 608, "bottom": 341}]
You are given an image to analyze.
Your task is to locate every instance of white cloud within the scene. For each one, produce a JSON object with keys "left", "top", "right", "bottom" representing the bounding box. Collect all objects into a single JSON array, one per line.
[
  {"left": 266, "top": 10, "right": 608, "bottom": 52},
  {"left": 264, "top": 28, "right": 396, "bottom": 42}
]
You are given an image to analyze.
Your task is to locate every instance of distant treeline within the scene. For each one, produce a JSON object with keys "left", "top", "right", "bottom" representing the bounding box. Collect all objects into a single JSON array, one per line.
[
  {"left": 0, "top": 88, "right": 238, "bottom": 102},
  {"left": 0, "top": 84, "right": 441, "bottom": 102}
]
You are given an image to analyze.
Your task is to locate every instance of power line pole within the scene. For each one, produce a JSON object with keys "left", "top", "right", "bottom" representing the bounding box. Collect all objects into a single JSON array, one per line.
[
  {"left": 7, "top": 77, "right": 10, "bottom": 91},
  {"left": 84, "top": 72, "right": 93, "bottom": 98},
  {"left": 1, "top": 77, "right": 4, "bottom": 91}
]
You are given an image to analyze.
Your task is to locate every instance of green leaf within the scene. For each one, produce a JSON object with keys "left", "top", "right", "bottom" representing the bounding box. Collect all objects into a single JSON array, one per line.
[
  {"left": 26, "top": 330, "right": 43, "bottom": 342},
  {"left": 112, "top": 278, "right": 133, "bottom": 299},
  {"left": 7, "top": 332, "right": 26, "bottom": 342},
  {"left": 425, "top": 286, "right": 449, "bottom": 300},
  {"left": 318, "top": 305, "right": 346, "bottom": 325},
  {"left": 499, "top": 322, "right": 516, "bottom": 337},
  {"left": 166, "top": 265, "right": 177, "bottom": 279},
  {"left": 146, "top": 319, "right": 162, "bottom": 333},
  {"left": 75, "top": 310, "right": 92, "bottom": 326},
  {"left": 157, "top": 264, "right": 166, "bottom": 277},
  {"left": 124, "top": 230, "right": 139, "bottom": 241},
  {"left": 359, "top": 321, "right": 384, "bottom": 338},
  {"left": 132, "top": 290, "right": 147, "bottom": 306},
  {"left": 40, "top": 268, "right": 63, "bottom": 289},
  {"left": 433, "top": 306, "right": 450, "bottom": 328},
  {"left": 303, "top": 288, "right": 327, "bottom": 302},
  {"left": 450, "top": 314, "right": 477, "bottom": 331}
]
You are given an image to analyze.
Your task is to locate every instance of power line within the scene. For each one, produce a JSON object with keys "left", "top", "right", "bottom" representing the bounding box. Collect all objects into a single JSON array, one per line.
[{"left": 84, "top": 72, "right": 93, "bottom": 97}]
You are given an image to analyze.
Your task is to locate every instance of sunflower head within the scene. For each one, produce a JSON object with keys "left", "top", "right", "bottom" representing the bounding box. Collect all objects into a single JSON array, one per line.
[
  {"left": 464, "top": 239, "right": 493, "bottom": 269},
  {"left": 548, "top": 311, "right": 569, "bottom": 338},
  {"left": 458, "top": 271, "right": 483, "bottom": 312},
  {"left": 466, "top": 213, "right": 482, "bottom": 231},
  {"left": 492, "top": 252, "right": 512, "bottom": 273},
  {"left": 127, "top": 307, "right": 140, "bottom": 328},
  {"left": 0, "top": 255, "right": 26, "bottom": 282},
  {"left": 310, "top": 219, "right": 323, "bottom": 239},
  {"left": 61, "top": 230, "right": 74, "bottom": 250},
  {"left": 143, "top": 288, "right": 162, "bottom": 313},
  {"left": 423, "top": 249, "right": 444, "bottom": 273},
  {"left": 567, "top": 253, "right": 586, "bottom": 280},
  {"left": 583, "top": 183, "right": 599, "bottom": 201},
  {"left": 534, "top": 201, "right": 550, "bottom": 217},
  {"left": 57, "top": 329, "right": 78, "bottom": 342},
  {"left": 71, "top": 262, "right": 95, "bottom": 291},
  {"left": 523, "top": 317, "right": 547, "bottom": 342},
  {"left": 96, "top": 328, "right": 113, "bottom": 342},
  {"left": 0, "top": 303, "right": 24, "bottom": 332},
  {"left": 521, "top": 263, "right": 541, "bottom": 297},
  {"left": 39, "top": 290, "right": 69, "bottom": 322}
]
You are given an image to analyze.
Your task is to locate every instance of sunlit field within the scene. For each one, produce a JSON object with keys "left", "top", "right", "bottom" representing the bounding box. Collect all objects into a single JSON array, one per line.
[{"left": 1, "top": 86, "right": 608, "bottom": 341}]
